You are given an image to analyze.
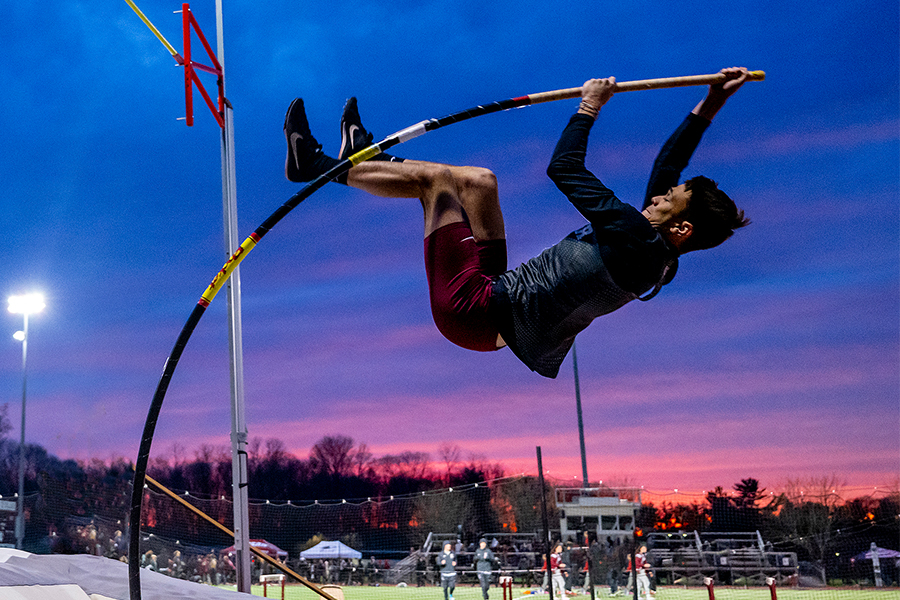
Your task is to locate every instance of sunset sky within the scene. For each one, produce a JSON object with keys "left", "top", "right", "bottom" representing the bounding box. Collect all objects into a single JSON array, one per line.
[{"left": 1, "top": 0, "right": 897, "bottom": 496}]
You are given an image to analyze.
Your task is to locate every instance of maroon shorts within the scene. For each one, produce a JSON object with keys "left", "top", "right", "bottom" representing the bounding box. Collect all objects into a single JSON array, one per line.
[{"left": 424, "top": 222, "right": 507, "bottom": 352}]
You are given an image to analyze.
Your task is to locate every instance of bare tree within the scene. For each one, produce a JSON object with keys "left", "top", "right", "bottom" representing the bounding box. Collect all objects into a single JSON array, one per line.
[
  {"left": 264, "top": 438, "right": 288, "bottom": 462},
  {"left": 247, "top": 437, "right": 263, "bottom": 463},
  {"left": 401, "top": 451, "right": 432, "bottom": 479},
  {"left": 352, "top": 443, "right": 373, "bottom": 478},
  {"left": 460, "top": 453, "right": 505, "bottom": 482},
  {"left": 771, "top": 475, "right": 845, "bottom": 583},
  {"left": 374, "top": 451, "right": 432, "bottom": 481},
  {"left": 437, "top": 443, "right": 462, "bottom": 484},
  {"left": 0, "top": 404, "right": 13, "bottom": 441},
  {"left": 194, "top": 444, "right": 218, "bottom": 464},
  {"left": 165, "top": 441, "right": 187, "bottom": 467},
  {"left": 309, "top": 435, "right": 355, "bottom": 477}
]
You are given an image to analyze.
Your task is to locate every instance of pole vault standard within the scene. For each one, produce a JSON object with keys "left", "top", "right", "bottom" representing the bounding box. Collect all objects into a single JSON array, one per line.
[
  {"left": 127, "top": 70, "right": 764, "bottom": 600},
  {"left": 210, "top": 0, "right": 254, "bottom": 592},
  {"left": 123, "top": 1, "right": 252, "bottom": 596}
]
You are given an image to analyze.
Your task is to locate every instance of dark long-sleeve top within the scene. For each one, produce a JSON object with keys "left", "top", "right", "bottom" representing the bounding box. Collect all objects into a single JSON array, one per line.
[
  {"left": 438, "top": 550, "right": 456, "bottom": 575},
  {"left": 475, "top": 547, "right": 495, "bottom": 573},
  {"left": 491, "top": 112, "right": 710, "bottom": 378}
]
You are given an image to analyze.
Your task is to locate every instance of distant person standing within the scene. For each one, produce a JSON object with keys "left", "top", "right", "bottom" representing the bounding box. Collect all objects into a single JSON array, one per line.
[
  {"left": 475, "top": 537, "right": 496, "bottom": 599},
  {"left": 626, "top": 546, "right": 653, "bottom": 600},
  {"left": 438, "top": 541, "right": 458, "bottom": 600},
  {"left": 562, "top": 541, "right": 576, "bottom": 594},
  {"left": 520, "top": 551, "right": 535, "bottom": 587},
  {"left": 416, "top": 551, "right": 427, "bottom": 587},
  {"left": 207, "top": 553, "right": 218, "bottom": 585},
  {"left": 542, "top": 543, "right": 567, "bottom": 598},
  {"left": 609, "top": 543, "right": 628, "bottom": 596},
  {"left": 581, "top": 536, "right": 598, "bottom": 594}
]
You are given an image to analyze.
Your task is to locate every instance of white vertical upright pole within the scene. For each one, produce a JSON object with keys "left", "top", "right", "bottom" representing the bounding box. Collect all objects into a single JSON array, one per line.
[{"left": 214, "top": 0, "right": 252, "bottom": 593}]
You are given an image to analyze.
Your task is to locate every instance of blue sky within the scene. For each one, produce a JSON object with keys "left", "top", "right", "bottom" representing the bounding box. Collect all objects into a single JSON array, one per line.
[{"left": 1, "top": 0, "right": 897, "bottom": 493}]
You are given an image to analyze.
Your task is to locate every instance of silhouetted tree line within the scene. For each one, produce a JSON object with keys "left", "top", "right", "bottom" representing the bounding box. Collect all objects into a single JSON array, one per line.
[
  {"left": 142, "top": 435, "right": 511, "bottom": 556},
  {"left": 0, "top": 403, "right": 894, "bottom": 586}
]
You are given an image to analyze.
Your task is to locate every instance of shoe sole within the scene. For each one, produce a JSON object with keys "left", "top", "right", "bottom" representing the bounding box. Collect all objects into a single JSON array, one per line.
[
  {"left": 284, "top": 98, "right": 321, "bottom": 182},
  {"left": 284, "top": 98, "right": 304, "bottom": 180}
]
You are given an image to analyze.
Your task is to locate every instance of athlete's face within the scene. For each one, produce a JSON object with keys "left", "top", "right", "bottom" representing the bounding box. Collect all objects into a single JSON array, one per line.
[{"left": 643, "top": 184, "right": 691, "bottom": 229}]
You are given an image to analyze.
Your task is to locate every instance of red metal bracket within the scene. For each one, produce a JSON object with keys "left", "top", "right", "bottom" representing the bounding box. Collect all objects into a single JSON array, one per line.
[{"left": 181, "top": 3, "right": 224, "bottom": 128}]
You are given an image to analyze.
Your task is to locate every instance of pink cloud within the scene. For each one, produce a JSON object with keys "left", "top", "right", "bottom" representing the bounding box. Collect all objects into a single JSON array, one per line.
[{"left": 704, "top": 119, "right": 899, "bottom": 162}]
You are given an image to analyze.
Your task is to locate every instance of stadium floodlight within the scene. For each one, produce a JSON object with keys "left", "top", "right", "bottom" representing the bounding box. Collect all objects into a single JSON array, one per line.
[
  {"left": 7, "top": 294, "right": 45, "bottom": 316},
  {"left": 7, "top": 293, "right": 45, "bottom": 551}
]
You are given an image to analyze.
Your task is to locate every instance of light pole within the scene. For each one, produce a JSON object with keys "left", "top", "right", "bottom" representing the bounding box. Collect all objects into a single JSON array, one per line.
[
  {"left": 572, "top": 342, "right": 589, "bottom": 488},
  {"left": 8, "top": 293, "right": 45, "bottom": 550}
]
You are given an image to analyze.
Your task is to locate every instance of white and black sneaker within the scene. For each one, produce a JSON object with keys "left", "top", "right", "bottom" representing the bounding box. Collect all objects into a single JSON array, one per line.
[{"left": 284, "top": 98, "right": 337, "bottom": 182}]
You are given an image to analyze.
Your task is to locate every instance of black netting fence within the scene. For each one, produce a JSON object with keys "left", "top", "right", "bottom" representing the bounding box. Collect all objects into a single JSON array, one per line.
[{"left": 16, "top": 468, "right": 898, "bottom": 600}]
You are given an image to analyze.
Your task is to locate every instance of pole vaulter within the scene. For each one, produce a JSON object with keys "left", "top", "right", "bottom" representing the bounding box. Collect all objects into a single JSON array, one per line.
[{"left": 125, "top": 57, "right": 762, "bottom": 600}]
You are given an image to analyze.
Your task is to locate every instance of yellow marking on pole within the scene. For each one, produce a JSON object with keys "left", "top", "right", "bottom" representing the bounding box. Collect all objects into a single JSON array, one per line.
[
  {"left": 123, "top": 0, "right": 183, "bottom": 63},
  {"left": 201, "top": 233, "right": 259, "bottom": 305},
  {"left": 349, "top": 145, "right": 383, "bottom": 166}
]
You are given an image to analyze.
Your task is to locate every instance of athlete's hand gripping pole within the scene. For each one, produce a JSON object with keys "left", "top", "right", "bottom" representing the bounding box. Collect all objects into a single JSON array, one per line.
[{"left": 525, "top": 70, "right": 765, "bottom": 105}]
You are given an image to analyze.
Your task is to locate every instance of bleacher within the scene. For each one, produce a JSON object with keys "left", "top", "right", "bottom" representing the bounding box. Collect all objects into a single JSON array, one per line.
[{"left": 647, "top": 531, "right": 798, "bottom": 586}]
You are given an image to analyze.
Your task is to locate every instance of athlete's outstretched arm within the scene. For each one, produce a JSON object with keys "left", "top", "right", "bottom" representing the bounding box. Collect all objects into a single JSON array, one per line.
[
  {"left": 692, "top": 66, "right": 749, "bottom": 121},
  {"left": 546, "top": 78, "right": 628, "bottom": 220},
  {"left": 643, "top": 67, "right": 749, "bottom": 205},
  {"left": 643, "top": 114, "right": 710, "bottom": 205}
]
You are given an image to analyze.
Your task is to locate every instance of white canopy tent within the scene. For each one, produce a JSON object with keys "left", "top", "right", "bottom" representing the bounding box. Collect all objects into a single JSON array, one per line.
[{"left": 300, "top": 541, "right": 361, "bottom": 560}]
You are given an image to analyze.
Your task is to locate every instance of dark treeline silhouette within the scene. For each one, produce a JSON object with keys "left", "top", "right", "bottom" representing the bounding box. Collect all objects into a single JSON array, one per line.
[
  {"left": 147, "top": 435, "right": 505, "bottom": 503},
  {"left": 142, "top": 435, "right": 509, "bottom": 557},
  {"left": 0, "top": 404, "right": 894, "bottom": 587}
]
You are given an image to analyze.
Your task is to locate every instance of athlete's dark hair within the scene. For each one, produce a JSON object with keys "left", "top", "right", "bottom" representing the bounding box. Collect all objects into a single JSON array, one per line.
[{"left": 680, "top": 175, "right": 750, "bottom": 252}]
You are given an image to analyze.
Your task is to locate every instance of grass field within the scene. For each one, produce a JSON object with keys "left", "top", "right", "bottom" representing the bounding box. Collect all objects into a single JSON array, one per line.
[{"left": 239, "top": 583, "right": 900, "bottom": 600}]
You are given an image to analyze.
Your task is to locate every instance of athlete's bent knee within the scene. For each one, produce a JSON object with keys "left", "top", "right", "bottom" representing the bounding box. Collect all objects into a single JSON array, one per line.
[
  {"left": 461, "top": 167, "right": 497, "bottom": 195},
  {"left": 419, "top": 165, "right": 457, "bottom": 195}
]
